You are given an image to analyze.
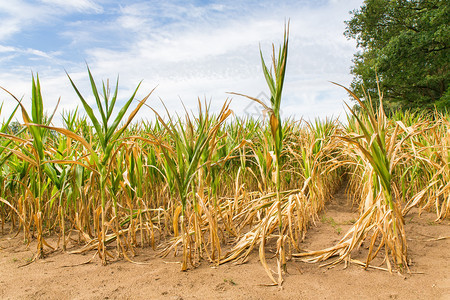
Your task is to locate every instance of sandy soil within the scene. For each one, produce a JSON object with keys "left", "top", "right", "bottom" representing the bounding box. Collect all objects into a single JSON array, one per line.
[{"left": 1, "top": 189, "right": 449, "bottom": 300}]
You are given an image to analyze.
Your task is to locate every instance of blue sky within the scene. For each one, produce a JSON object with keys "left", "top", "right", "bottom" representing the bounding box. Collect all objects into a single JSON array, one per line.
[{"left": 0, "top": 0, "right": 363, "bottom": 124}]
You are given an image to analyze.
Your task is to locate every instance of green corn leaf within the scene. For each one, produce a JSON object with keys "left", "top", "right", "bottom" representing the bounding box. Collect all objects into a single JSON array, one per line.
[
  {"left": 0, "top": 103, "right": 19, "bottom": 133},
  {"left": 260, "top": 58, "right": 276, "bottom": 100},
  {"left": 108, "top": 82, "right": 151, "bottom": 143},
  {"left": 31, "top": 74, "right": 43, "bottom": 126},
  {"left": 107, "top": 77, "right": 120, "bottom": 121},
  {"left": 66, "top": 71, "right": 105, "bottom": 148},
  {"left": 86, "top": 66, "right": 108, "bottom": 130}
]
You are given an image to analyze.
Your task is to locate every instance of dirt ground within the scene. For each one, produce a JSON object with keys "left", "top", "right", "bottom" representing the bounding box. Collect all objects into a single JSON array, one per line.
[{"left": 1, "top": 189, "right": 449, "bottom": 300}]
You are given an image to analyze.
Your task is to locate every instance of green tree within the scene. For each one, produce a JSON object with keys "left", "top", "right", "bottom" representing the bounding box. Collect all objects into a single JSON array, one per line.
[{"left": 345, "top": 0, "right": 449, "bottom": 112}]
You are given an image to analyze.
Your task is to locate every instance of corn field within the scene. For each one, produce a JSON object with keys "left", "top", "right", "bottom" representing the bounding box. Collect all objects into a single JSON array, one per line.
[{"left": 0, "top": 29, "right": 449, "bottom": 286}]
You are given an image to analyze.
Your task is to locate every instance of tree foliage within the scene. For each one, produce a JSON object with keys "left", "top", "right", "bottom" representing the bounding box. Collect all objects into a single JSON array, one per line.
[{"left": 345, "top": 0, "right": 449, "bottom": 112}]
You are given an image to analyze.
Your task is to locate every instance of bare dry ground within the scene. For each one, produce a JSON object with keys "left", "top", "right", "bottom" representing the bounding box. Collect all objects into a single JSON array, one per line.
[{"left": 1, "top": 190, "right": 449, "bottom": 300}]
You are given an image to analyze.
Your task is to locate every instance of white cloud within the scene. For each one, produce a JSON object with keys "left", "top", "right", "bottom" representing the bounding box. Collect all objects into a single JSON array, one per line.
[
  {"left": 0, "top": 0, "right": 364, "bottom": 125},
  {"left": 0, "top": 45, "right": 16, "bottom": 52},
  {"left": 0, "top": 19, "right": 20, "bottom": 41},
  {"left": 39, "top": 0, "right": 103, "bottom": 13},
  {"left": 0, "top": 1, "right": 47, "bottom": 41},
  {"left": 0, "top": 0, "right": 102, "bottom": 42},
  {"left": 26, "top": 48, "right": 52, "bottom": 58},
  {"left": 80, "top": 1, "right": 361, "bottom": 120},
  {"left": 0, "top": 45, "right": 57, "bottom": 61}
]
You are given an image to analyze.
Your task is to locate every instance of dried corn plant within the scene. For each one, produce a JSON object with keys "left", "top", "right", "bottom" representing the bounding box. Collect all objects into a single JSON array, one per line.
[
  {"left": 135, "top": 100, "right": 233, "bottom": 270},
  {"left": 294, "top": 83, "right": 412, "bottom": 273},
  {"left": 229, "top": 22, "right": 290, "bottom": 286}
]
